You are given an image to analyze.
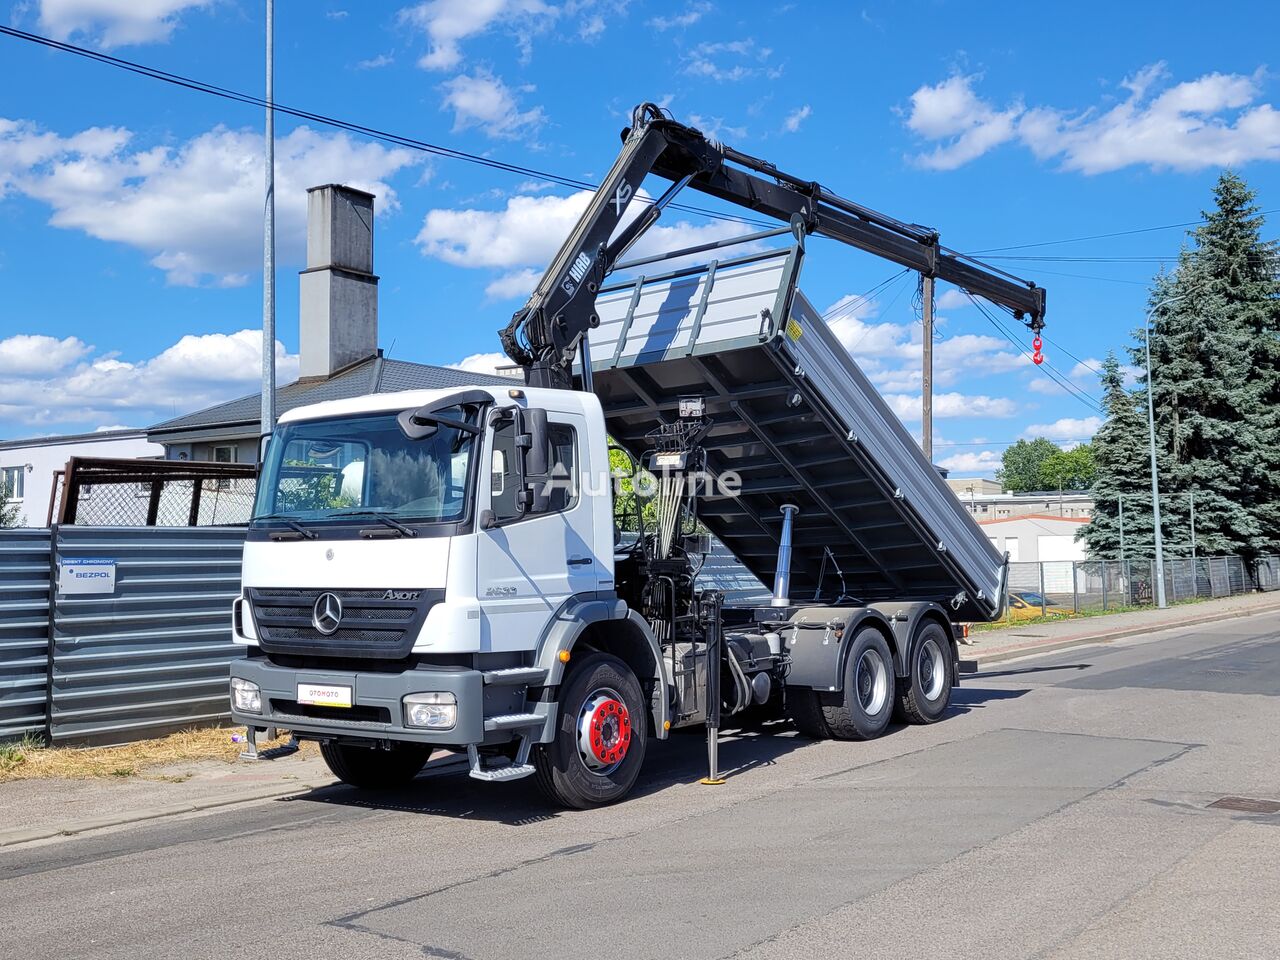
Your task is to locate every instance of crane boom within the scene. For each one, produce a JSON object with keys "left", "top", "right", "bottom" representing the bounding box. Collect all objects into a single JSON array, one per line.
[{"left": 501, "top": 102, "right": 1047, "bottom": 389}]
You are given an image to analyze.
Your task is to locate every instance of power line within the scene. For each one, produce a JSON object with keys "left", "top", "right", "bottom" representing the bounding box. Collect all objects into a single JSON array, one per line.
[
  {"left": 963, "top": 292, "right": 1103, "bottom": 414},
  {"left": 0, "top": 24, "right": 773, "bottom": 229},
  {"left": 966, "top": 210, "right": 1280, "bottom": 254}
]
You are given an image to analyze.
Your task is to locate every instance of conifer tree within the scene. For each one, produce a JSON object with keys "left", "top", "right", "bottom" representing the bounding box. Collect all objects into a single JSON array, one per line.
[{"left": 1080, "top": 353, "right": 1155, "bottom": 558}]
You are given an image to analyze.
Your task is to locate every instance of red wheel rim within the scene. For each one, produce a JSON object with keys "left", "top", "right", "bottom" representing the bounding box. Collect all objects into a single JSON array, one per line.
[{"left": 577, "top": 689, "right": 631, "bottom": 772}]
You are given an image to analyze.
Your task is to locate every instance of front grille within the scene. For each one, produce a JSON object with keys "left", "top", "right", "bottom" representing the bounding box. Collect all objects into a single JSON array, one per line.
[
  {"left": 249, "top": 587, "right": 443, "bottom": 659},
  {"left": 270, "top": 699, "right": 392, "bottom": 725}
]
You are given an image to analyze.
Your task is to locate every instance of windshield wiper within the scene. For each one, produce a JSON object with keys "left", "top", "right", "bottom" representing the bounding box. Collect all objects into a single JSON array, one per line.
[
  {"left": 255, "top": 513, "right": 318, "bottom": 540},
  {"left": 329, "top": 509, "right": 418, "bottom": 538}
]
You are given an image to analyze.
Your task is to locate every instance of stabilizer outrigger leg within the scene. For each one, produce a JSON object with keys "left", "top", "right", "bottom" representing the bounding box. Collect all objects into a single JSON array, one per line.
[{"left": 699, "top": 591, "right": 726, "bottom": 786}]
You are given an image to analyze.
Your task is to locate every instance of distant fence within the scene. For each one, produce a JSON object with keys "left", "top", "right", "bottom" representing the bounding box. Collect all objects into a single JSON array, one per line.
[
  {"left": 1, "top": 525, "right": 244, "bottom": 746},
  {"left": 1005, "top": 555, "right": 1274, "bottom": 619},
  {"left": 51, "top": 457, "right": 257, "bottom": 526}
]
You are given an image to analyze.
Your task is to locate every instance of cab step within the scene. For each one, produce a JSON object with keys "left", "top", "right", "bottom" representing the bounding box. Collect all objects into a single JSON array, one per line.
[
  {"left": 466, "top": 739, "right": 535, "bottom": 782},
  {"left": 482, "top": 667, "right": 548, "bottom": 687},
  {"left": 484, "top": 712, "right": 543, "bottom": 732}
]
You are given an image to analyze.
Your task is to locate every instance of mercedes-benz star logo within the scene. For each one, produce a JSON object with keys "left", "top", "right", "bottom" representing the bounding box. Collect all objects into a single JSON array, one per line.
[{"left": 312, "top": 592, "right": 343, "bottom": 635}]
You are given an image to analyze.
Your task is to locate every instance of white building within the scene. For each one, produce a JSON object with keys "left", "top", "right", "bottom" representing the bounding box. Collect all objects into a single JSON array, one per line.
[
  {"left": 979, "top": 514, "right": 1090, "bottom": 563},
  {"left": 0, "top": 429, "right": 163, "bottom": 528},
  {"left": 947, "top": 477, "right": 1094, "bottom": 521}
]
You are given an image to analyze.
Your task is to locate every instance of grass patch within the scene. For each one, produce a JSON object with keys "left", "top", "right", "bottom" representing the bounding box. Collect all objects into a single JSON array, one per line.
[
  {"left": 0, "top": 727, "right": 311, "bottom": 784},
  {"left": 973, "top": 594, "right": 1218, "bottom": 633}
]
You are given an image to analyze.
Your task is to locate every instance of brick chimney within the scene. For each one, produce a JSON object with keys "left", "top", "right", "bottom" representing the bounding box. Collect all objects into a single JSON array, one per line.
[{"left": 298, "top": 184, "right": 379, "bottom": 379}]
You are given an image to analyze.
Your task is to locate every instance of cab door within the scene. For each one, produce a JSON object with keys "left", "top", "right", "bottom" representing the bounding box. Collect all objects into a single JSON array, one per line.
[{"left": 476, "top": 410, "right": 598, "bottom": 652}]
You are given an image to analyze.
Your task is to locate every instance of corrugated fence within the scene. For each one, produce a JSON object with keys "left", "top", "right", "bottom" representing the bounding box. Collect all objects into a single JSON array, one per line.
[
  {"left": 1, "top": 526, "right": 244, "bottom": 746},
  {"left": 0, "top": 529, "right": 52, "bottom": 741}
]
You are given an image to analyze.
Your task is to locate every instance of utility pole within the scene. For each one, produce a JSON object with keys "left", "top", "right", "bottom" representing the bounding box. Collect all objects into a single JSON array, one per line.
[
  {"left": 1145, "top": 303, "right": 1174, "bottom": 610},
  {"left": 261, "top": 0, "right": 277, "bottom": 436},
  {"left": 921, "top": 274, "right": 934, "bottom": 462},
  {"left": 1118, "top": 495, "right": 1125, "bottom": 562},
  {"left": 1189, "top": 488, "right": 1197, "bottom": 565}
]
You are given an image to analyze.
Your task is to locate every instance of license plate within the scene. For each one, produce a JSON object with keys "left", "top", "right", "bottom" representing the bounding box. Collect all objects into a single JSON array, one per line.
[{"left": 297, "top": 683, "right": 352, "bottom": 708}]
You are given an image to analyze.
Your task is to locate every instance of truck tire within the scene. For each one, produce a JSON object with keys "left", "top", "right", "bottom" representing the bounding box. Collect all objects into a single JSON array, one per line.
[
  {"left": 895, "top": 621, "right": 953, "bottom": 724},
  {"left": 320, "top": 741, "right": 430, "bottom": 789},
  {"left": 820, "top": 627, "right": 895, "bottom": 740},
  {"left": 534, "top": 652, "right": 647, "bottom": 809},
  {"left": 786, "top": 687, "right": 831, "bottom": 739}
]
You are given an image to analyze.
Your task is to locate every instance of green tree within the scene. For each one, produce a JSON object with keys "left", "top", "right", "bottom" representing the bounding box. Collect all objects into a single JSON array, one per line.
[
  {"left": 996, "top": 437, "right": 1060, "bottom": 493},
  {"left": 1137, "top": 174, "right": 1273, "bottom": 558},
  {"left": 1039, "top": 443, "right": 1096, "bottom": 492},
  {"left": 1189, "top": 172, "right": 1280, "bottom": 556},
  {"left": 1079, "top": 354, "right": 1158, "bottom": 558},
  {"left": 0, "top": 486, "right": 20, "bottom": 528}
]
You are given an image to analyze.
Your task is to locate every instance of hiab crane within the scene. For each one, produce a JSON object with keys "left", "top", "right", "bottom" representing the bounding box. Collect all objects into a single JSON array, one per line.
[{"left": 229, "top": 103, "right": 1046, "bottom": 808}]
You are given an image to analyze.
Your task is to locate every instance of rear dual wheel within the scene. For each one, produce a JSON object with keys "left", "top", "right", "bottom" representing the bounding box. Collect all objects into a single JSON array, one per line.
[
  {"left": 895, "top": 622, "right": 953, "bottom": 724},
  {"left": 534, "top": 652, "right": 647, "bottom": 809},
  {"left": 788, "top": 627, "right": 895, "bottom": 741}
]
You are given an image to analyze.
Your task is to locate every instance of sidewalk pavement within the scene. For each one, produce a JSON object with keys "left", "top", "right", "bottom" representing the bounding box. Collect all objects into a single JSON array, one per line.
[
  {"left": 0, "top": 744, "right": 337, "bottom": 848},
  {"left": 961, "top": 589, "right": 1280, "bottom": 666}
]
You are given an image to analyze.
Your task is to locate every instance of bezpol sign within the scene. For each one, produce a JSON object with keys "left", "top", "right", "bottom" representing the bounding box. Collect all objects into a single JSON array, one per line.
[{"left": 59, "top": 557, "right": 117, "bottom": 596}]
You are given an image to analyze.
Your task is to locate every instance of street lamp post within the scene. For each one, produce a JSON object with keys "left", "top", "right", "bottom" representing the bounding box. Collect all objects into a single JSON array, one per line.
[{"left": 1144, "top": 293, "right": 1187, "bottom": 609}]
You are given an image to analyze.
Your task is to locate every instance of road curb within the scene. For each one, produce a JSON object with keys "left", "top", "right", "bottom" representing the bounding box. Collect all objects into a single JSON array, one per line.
[
  {"left": 960, "top": 598, "right": 1280, "bottom": 669},
  {"left": 0, "top": 779, "right": 327, "bottom": 849}
]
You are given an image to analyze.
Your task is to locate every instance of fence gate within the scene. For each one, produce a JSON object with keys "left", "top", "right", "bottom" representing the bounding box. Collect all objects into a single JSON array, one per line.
[{"left": 48, "top": 526, "right": 244, "bottom": 746}]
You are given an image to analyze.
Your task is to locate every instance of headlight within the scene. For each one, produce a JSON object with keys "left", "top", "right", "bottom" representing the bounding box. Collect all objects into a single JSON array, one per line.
[
  {"left": 403, "top": 692, "right": 457, "bottom": 729},
  {"left": 231, "top": 677, "right": 262, "bottom": 713}
]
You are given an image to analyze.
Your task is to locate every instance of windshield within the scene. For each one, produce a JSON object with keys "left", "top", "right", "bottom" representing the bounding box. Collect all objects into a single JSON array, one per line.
[{"left": 252, "top": 405, "right": 479, "bottom": 524}]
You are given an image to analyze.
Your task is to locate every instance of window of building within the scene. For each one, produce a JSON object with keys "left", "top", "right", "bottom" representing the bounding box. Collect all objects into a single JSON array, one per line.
[
  {"left": 1, "top": 465, "right": 24, "bottom": 501},
  {"left": 213, "top": 446, "right": 235, "bottom": 464},
  {"left": 489, "top": 420, "right": 577, "bottom": 523}
]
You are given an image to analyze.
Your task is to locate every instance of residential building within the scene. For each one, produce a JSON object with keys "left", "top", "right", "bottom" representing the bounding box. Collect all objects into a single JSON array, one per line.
[
  {"left": 947, "top": 476, "right": 1094, "bottom": 521},
  {"left": 979, "top": 514, "right": 1090, "bottom": 563},
  {"left": 0, "top": 429, "right": 163, "bottom": 527}
]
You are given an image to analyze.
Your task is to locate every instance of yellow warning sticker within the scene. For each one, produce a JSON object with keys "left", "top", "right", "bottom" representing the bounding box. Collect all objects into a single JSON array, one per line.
[{"left": 785, "top": 318, "right": 803, "bottom": 341}]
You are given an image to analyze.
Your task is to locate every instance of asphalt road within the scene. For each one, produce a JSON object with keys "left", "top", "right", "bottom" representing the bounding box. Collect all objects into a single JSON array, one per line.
[{"left": 3, "top": 613, "right": 1279, "bottom": 960}]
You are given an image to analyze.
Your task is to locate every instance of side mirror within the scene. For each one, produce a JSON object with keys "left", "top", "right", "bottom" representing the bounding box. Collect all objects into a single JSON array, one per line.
[
  {"left": 478, "top": 508, "right": 497, "bottom": 530},
  {"left": 257, "top": 433, "right": 272, "bottom": 467},
  {"left": 517, "top": 407, "right": 552, "bottom": 515}
]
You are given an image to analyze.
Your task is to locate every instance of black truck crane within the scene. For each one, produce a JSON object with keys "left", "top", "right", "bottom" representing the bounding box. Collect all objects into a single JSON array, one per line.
[{"left": 501, "top": 101, "right": 1045, "bottom": 390}]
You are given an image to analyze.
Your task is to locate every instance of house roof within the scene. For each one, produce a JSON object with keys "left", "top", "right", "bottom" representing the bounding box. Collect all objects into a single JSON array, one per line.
[
  {"left": 0, "top": 428, "right": 151, "bottom": 451},
  {"left": 978, "top": 514, "right": 1091, "bottom": 525},
  {"left": 148, "top": 354, "right": 514, "bottom": 443}
]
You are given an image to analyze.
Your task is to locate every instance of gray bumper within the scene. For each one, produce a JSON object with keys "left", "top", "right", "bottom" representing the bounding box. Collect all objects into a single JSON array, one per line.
[{"left": 230, "top": 657, "right": 492, "bottom": 746}]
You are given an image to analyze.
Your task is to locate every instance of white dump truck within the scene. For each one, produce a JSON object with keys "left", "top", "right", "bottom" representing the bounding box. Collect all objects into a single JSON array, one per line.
[{"left": 229, "top": 103, "right": 1045, "bottom": 808}]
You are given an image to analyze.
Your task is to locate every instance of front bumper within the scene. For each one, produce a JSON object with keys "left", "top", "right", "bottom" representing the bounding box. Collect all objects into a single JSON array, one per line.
[{"left": 230, "top": 657, "right": 508, "bottom": 746}]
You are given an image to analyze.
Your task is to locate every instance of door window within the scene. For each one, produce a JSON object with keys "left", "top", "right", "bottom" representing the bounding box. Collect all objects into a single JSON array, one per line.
[{"left": 489, "top": 419, "right": 577, "bottom": 523}]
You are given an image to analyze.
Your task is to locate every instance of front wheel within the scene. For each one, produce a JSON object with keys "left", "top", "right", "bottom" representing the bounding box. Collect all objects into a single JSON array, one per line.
[
  {"left": 895, "top": 622, "right": 954, "bottom": 724},
  {"left": 534, "top": 652, "right": 647, "bottom": 809},
  {"left": 320, "top": 741, "right": 431, "bottom": 788}
]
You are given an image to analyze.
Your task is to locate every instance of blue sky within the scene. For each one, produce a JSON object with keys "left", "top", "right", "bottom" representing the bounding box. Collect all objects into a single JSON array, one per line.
[{"left": 2, "top": 0, "right": 1278, "bottom": 476}]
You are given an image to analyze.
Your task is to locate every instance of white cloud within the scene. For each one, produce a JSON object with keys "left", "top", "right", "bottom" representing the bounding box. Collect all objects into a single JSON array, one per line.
[
  {"left": 448, "top": 351, "right": 512, "bottom": 377},
  {"left": 415, "top": 188, "right": 756, "bottom": 293},
  {"left": 887, "top": 392, "right": 1018, "bottom": 421},
  {"left": 484, "top": 267, "right": 540, "bottom": 301},
  {"left": 0, "top": 334, "right": 92, "bottom": 375},
  {"left": 937, "top": 449, "right": 1002, "bottom": 474},
  {"left": 904, "top": 74, "right": 1021, "bottom": 171},
  {"left": 783, "top": 105, "right": 812, "bottom": 133},
  {"left": 357, "top": 53, "right": 394, "bottom": 69},
  {"left": 399, "top": 0, "right": 556, "bottom": 70},
  {"left": 934, "top": 287, "right": 972, "bottom": 310},
  {"left": 904, "top": 64, "right": 1280, "bottom": 173},
  {"left": 0, "top": 118, "right": 419, "bottom": 286},
  {"left": 0, "top": 329, "right": 299, "bottom": 430},
  {"left": 686, "top": 114, "right": 747, "bottom": 141},
  {"left": 1022, "top": 416, "right": 1102, "bottom": 441},
  {"left": 38, "top": 0, "right": 212, "bottom": 47},
  {"left": 440, "top": 71, "right": 546, "bottom": 139},
  {"left": 684, "top": 38, "right": 779, "bottom": 83},
  {"left": 649, "top": 2, "right": 710, "bottom": 30}
]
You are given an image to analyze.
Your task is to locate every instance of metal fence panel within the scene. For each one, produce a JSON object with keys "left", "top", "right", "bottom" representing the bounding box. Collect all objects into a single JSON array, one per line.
[
  {"left": 1254, "top": 557, "right": 1280, "bottom": 592},
  {"left": 0, "top": 529, "right": 51, "bottom": 741},
  {"left": 49, "top": 525, "right": 244, "bottom": 746}
]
